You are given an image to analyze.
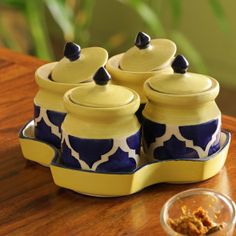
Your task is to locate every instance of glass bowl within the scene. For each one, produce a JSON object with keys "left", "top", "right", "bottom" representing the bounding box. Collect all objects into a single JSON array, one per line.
[{"left": 160, "top": 188, "right": 236, "bottom": 235}]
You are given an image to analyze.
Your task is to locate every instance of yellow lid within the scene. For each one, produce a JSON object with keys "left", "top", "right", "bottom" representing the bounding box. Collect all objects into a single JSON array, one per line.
[
  {"left": 119, "top": 32, "right": 176, "bottom": 72},
  {"left": 69, "top": 67, "right": 134, "bottom": 108},
  {"left": 148, "top": 55, "right": 213, "bottom": 95},
  {"left": 51, "top": 42, "right": 108, "bottom": 84}
]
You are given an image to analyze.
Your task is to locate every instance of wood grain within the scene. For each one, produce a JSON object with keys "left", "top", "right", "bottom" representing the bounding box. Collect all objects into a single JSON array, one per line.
[{"left": 0, "top": 48, "right": 236, "bottom": 236}]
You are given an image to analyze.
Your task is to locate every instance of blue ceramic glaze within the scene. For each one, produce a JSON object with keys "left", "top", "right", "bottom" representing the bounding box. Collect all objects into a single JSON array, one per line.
[
  {"left": 96, "top": 147, "right": 137, "bottom": 173},
  {"left": 93, "top": 66, "right": 111, "bottom": 85},
  {"left": 135, "top": 103, "right": 146, "bottom": 123},
  {"left": 179, "top": 119, "right": 219, "bottom": 151},
  {"left": 154, "top": 136, "right": 199, "bottom": 160},
  {"left": 61, "top": 140, "right": 81, "bottom": 168},
  {"left": 64, "top": 42, "right": 81, "bottom": 61},
  {"left": 34, "top": 104, "right": 66, "bottom": 148},
  {"left": 126, "top": 130, "right": 141, "bottom": 155},
  {"left": 142, "top": 119, "right": 166, "bottom": 151},
  {"left": 135, "top": 32, "right": 150, "bottom": 49},
  {"left": 143, "top": 118, "right": 221, "bottom": 160},
  {"left": 171, "top": 54, "right": 189, "bottom": 74},
  {"left": 61, "top": 129, "right": 141, "bottom": 173},
  {"left": 68, "top": 136, "right": 113, "bottom": 168}
]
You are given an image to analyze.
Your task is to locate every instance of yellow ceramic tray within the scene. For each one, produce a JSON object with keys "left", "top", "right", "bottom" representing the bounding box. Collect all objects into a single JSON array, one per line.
[
  {"left": 19, "top": 120, "right": 57, "bottom": 167},
  {"left": 19, "top": 120, "right": 231, "bottom": 197}
]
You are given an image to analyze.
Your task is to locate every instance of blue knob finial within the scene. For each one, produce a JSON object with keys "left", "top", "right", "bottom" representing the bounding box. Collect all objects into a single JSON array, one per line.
[
  {"left": 93, "top": 67, "right": 111, "bottom": 85},
  {"left": 64, "top": 42, "right": 81, "bottom": 61},
  {"left": 171, "top": 55, "right": 189, "bottom": 74},
  {"left": 135, "top": 32, "right": 151, "bottom": 49}
]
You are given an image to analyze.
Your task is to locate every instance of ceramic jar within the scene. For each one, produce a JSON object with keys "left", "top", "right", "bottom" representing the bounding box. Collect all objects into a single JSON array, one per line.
[
  {"left": 34, "top": 42, "right": 108, "bottom": 148},
  {"left": 106, "top": 32, "right": 176, "bottom": 120},
  {"left": 143, "top": 55, "right": 221, "bottom": 160},
  {"left": 61, "top": 67, "right": 141, "bottom": 173}
]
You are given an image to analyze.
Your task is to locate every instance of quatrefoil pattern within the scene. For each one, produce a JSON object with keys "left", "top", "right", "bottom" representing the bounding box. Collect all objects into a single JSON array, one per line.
[
  {"left": 34, "top": 104, "right": 66, "bottom": 148},
  {"left": 61, "top": 129, "right": 141, "bottom": 173},
  {"left": 143, "top": 117, "right": 221, "bottom": 160}
]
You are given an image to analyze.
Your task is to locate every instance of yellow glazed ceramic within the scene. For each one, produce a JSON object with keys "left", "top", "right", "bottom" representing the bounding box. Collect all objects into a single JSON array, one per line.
[
  {"left": 61, "top": 67, "right": 141, "bottom": 173},
  {"left": 19, "top": 120, "right": 57, "bottom": 167},
  {"left": 19, "top": 120, "right": 230, "bottom": 197},
  {"left": 119, "top": 34, "right": 176, "bottom": 72},
  {"left": 143, "top": 55, "right": 221, "bottom": 160},
  {"left": 106, "top": 32, "right": 177, "bottom": 104},
  {"left": 34, "top": 42, "right": 108, "bottom": 149}
]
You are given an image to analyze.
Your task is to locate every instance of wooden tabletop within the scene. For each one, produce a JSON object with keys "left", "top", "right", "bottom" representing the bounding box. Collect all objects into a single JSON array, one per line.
[{"left": 1, "top": 48, "right": 236, "bottom": 236}]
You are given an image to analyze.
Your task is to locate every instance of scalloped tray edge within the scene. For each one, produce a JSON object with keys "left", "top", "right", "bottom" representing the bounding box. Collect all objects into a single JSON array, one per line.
[{"left": 19, "top": 120, "right": 231, "bottom": 197}]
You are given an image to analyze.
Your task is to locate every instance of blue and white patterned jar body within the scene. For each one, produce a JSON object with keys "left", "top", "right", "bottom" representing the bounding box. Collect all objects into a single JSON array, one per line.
[
  {"left": 61, "top": 128, "right": 141, "bottom": 172},
  {"left": 143, "top": 116, "right": 221, "bottom": 160},
  {"left": 61, "top": 106, "right": 141, "bottom": 173},
  {"left": 34, "top": 104, "right": 66, "bottom": 148}
]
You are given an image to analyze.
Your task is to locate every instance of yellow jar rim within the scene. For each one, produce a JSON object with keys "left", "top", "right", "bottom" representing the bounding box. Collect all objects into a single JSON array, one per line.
[
  {"left": 35, "top": 62, "right": 93, "bottom": 94},
  {"left": 144, "top": 77, "right": 219, "bottom": 105},
  {"left": 63, "top": 86, "right": 140, "bottom": 117},
  {"left": 148, "top": 72, "right": 215, "bottom": 95}
]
